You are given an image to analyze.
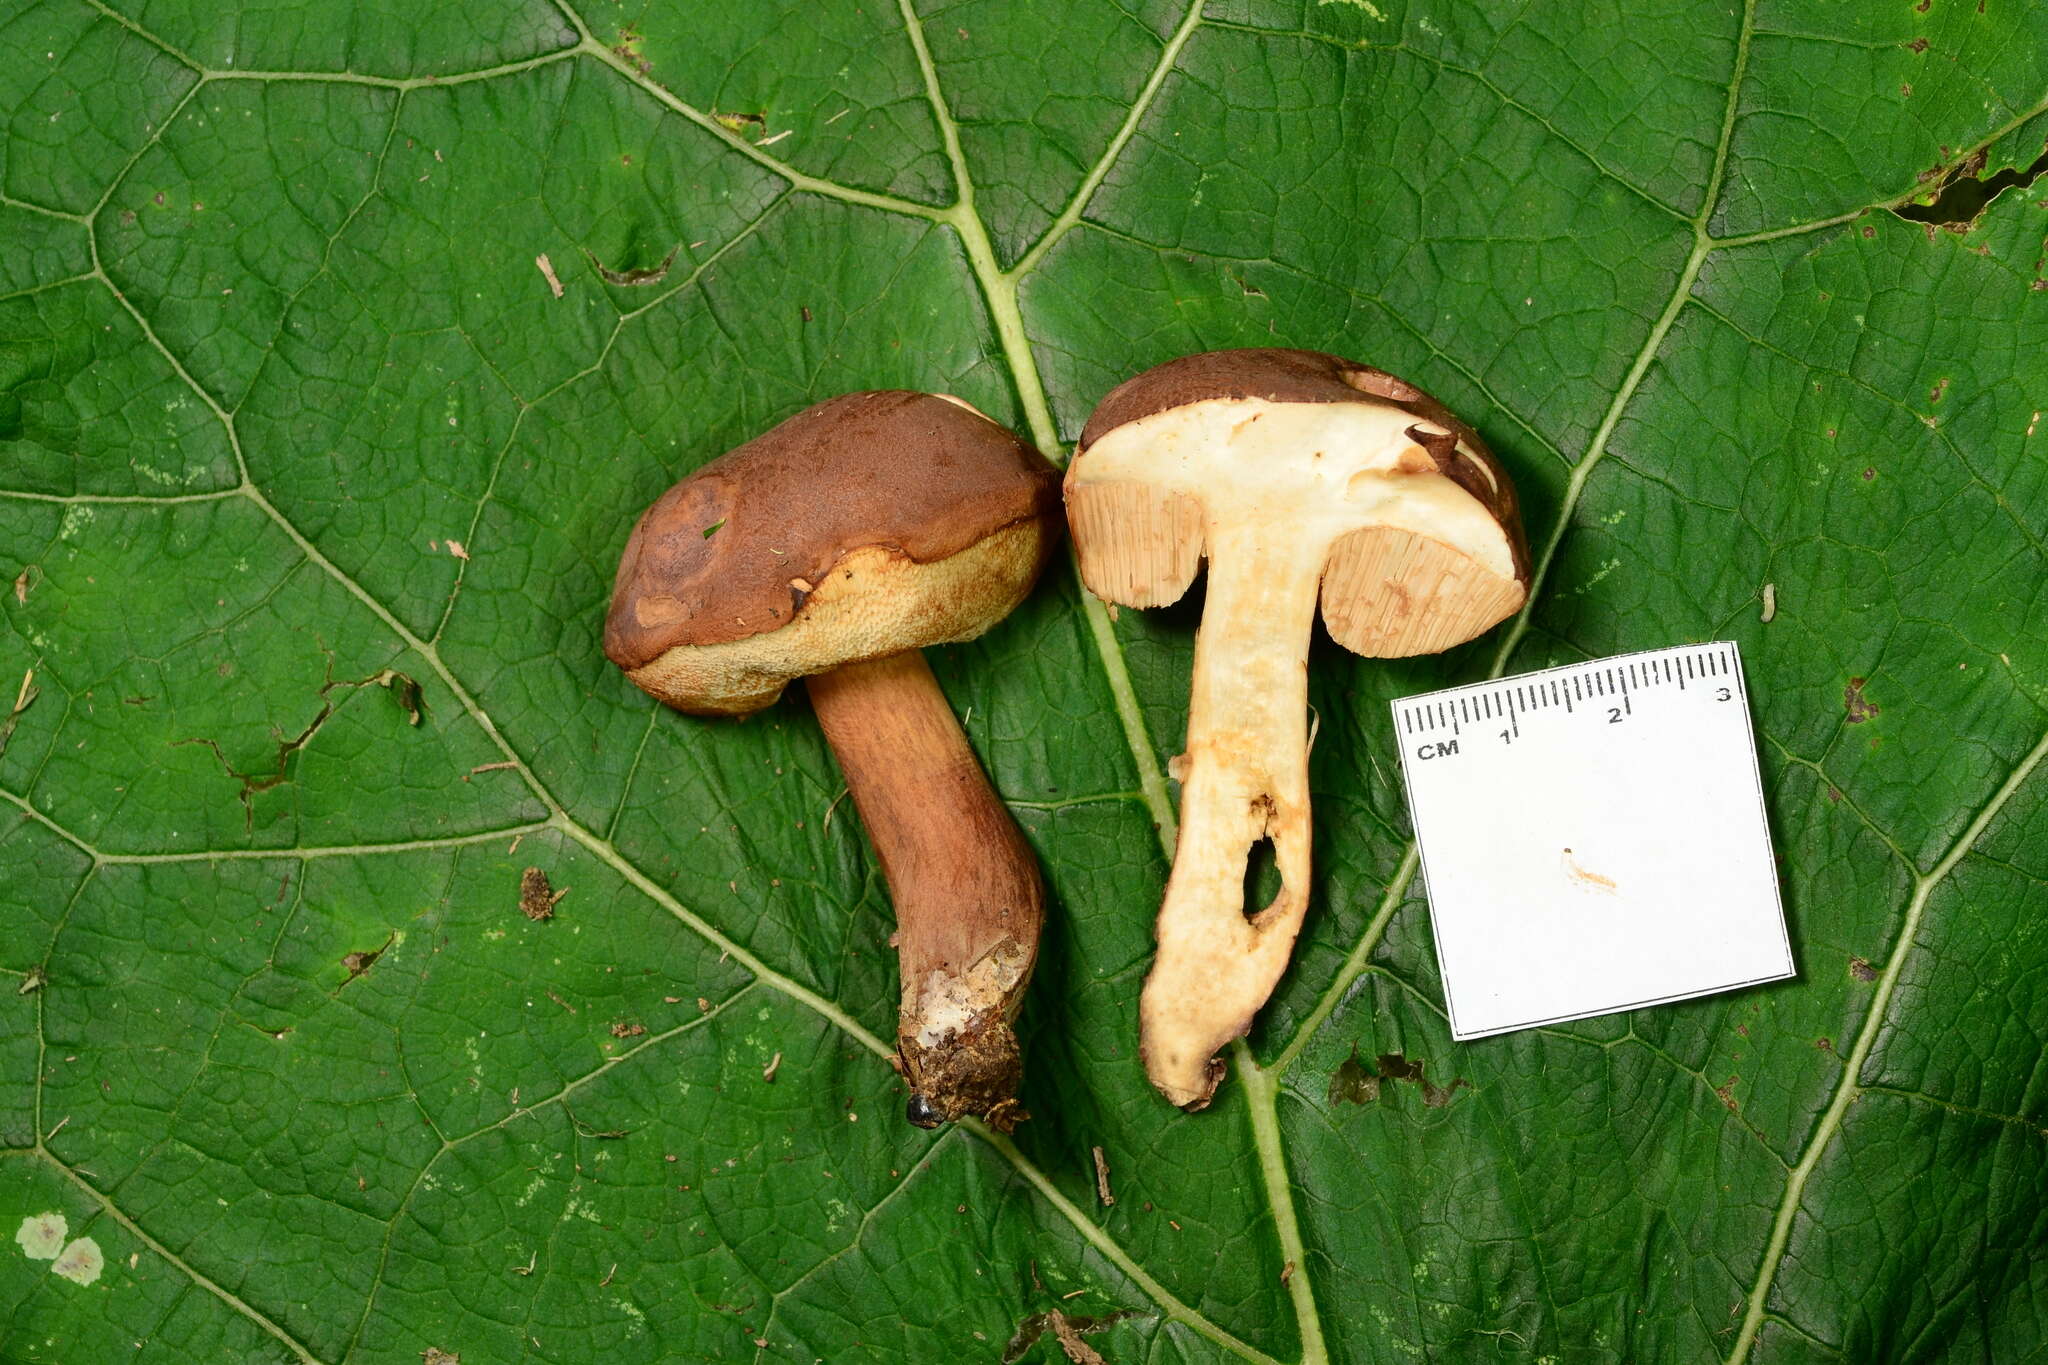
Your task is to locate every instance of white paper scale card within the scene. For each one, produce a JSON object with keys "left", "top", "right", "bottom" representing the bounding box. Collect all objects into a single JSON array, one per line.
[{"left": 1393, "top": 642, "right": 1793, "bottom": 1040}]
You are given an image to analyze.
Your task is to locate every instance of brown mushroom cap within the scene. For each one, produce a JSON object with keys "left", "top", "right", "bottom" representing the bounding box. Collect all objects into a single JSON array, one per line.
[{"left": 604, "top": 391, "right": 1060, "bottom": 715}]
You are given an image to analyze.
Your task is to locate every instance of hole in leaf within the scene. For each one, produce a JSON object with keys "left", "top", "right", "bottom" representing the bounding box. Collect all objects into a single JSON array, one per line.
[{"left": 1893, "top": 149, "right": 2048, "bottom": 227}]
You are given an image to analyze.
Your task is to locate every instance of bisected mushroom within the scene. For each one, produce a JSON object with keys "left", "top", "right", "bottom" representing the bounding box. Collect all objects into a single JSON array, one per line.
[
  {"left": 603, "top": 391, "right": 1061, "bottom": 1130},
  {"left": 1067, "top": 349, "right": 1529, "bottom": 1108}
]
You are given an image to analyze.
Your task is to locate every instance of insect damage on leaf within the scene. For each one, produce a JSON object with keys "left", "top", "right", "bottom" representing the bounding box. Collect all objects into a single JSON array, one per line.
[
  {"left": 583, "top": 244, "right": 680, "bottom": 287},
  {"left": 14, "top": 1213, "right": 66, "bottom": 1260},
  {"left": 1327, "top": 1045, "right": 1381, "bottom": 1105},
  {"left": 421, "top": 1350, "right": 460, "bottom": 1365},
  {"left": 1844, "top": 676, "right": 1881, "bottom": 724},
  {"left": 1894, "top": 146, "right": 2048, "bottom": 229},
  {"left": 371, "top": 669, "right": 423, "bottom": 726},
  {"left": 177, "top": 665, "right": 429, "bottom": 828},
  {"left": 519, "top": 867, "right": 566, "bottom": 921},
  {"left": 339, "top": 931, "right": 397, "bottom": 988},
  {"left": 1001, "top": 1308, "right": 1138, "bottom": 1365},
  {"left": 1330, "top": 1047, "right": 1471, "bottom": 1109}
]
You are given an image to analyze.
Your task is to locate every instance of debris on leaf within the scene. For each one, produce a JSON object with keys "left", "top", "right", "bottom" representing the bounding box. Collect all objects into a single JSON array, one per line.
[
  {"left": 18, "top": 965, "right": 46, "bottom": 995},
  {"left": 11, "top": 566, "right": 30, "bottom": 604},
  {"left": 762, "top": 1051, "right": 781, "bottom": 1083},
  {"left": 1001, "top": 1308, "right": 1138, "bottom": 1365},
  {"left": 520, "top": 867, "right": 567, "bottom": 921},
  {"left": 609, "top": 1020, "right": 646, "bottom": 1039},
  {"left": 713, "top": 110, "right": 766, "bottom": 135},
  {"left": 1048, "top": 1312, "right": 1106, "bottom": 1365},
  {"left": 1092, "top": 1145, "right": 1114, "bottom": 1207},
  {"left": 1759, "top": 583, "right": 1776, "bottom": 623},
  {"left": 422, "top": 1350, "right": 461, "bottom": 1365},
  {"left": 584, "top": 244, "right": 679, "bottom": 287},
  {"left": 566, "top": 1107, "right": 629, "bottom": 1139},
  {"left": 0, "top": 668, "right": 37, "bottom": 759},
  {"left": 446, "top": 540, "right": 469, "bottom": 561},
  {"left": 534, "top": 253, "right": 564, "bottom": 299}
]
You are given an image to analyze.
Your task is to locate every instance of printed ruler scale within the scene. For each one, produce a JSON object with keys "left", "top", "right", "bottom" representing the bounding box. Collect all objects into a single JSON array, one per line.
[{"left": 1393, "top": 642, "right": 1793, "bottom": 1041}]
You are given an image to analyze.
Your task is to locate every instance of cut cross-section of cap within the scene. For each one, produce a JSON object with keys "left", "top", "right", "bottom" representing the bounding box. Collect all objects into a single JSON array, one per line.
[{"left": 1066, "top": 348, "right": 1530, "bottom": 1108}]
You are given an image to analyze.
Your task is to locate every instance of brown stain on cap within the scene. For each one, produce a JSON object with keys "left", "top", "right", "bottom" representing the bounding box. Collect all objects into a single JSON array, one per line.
[
  {"left": 1078, "top": 347, "right": 1527, "bottom": 580},
  {"left": 603, "top": 391, "right": 1059, "bottom": 670}
]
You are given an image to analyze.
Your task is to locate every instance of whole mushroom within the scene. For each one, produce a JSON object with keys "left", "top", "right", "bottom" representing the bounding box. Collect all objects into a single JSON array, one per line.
[
  {"left": 603, "top": 391, "right": 1061, "bottom": 1131},
  {"left": 1066, "top": 348, "right": 1530, "bottom": 1108}
]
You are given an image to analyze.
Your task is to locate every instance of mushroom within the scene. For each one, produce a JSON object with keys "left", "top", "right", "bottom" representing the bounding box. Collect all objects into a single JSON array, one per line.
[
  {"left": 1066, "top": 349, "right": 1529, "bottom": 1108},
  {"left": 602, "top": 391, "right": 1061, "bottom": 1131}
]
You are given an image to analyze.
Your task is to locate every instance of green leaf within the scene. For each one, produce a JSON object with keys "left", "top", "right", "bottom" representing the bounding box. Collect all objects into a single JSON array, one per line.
[{"left": 3, "top": 0, "right": 2045, "bottom": 1361}]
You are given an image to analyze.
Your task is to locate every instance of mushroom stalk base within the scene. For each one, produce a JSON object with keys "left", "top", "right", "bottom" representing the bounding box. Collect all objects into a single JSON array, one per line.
[
  {"left": 1141, "top": 520, "right": 1324, "bottom": 1108},
  {"left": 806, "top": 650, "right": 1044, "bottom": 1130}
]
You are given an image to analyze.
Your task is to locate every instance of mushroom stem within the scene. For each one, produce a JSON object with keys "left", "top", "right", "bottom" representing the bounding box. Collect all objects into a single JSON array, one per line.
[
  {"left": 805, "top": 649, "right": 1044, "bottom": 1130},
  {"left": 1140, "top": 519, "right": 1325, "bottom": 1108}
]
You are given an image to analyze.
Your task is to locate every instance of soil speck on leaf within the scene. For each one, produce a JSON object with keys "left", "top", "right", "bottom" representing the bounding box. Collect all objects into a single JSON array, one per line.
[
  {"left": 609, "top": 1020, "right": 645, "bottom": 1039},
  {"left": 1844, "top": 677, "right": 1881, "bottom": 724},
  {"left": 520, "top": 867, "right": 566, "bottom": 921}
]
